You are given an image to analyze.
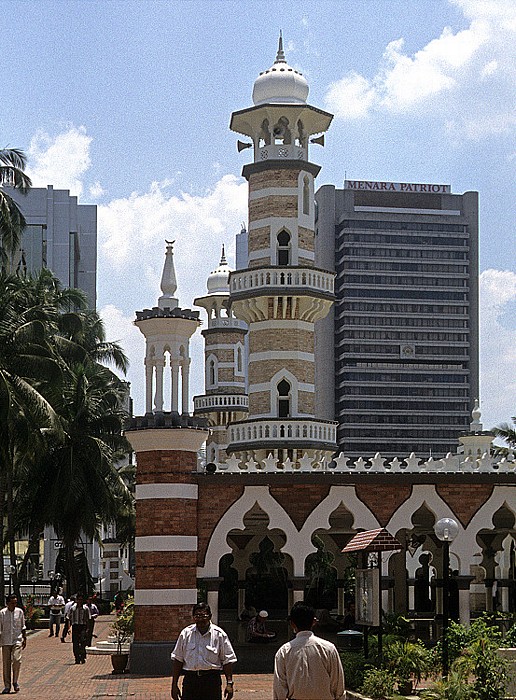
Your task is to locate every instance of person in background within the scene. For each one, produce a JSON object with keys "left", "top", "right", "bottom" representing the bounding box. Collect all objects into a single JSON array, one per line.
[
  {"left": 61, "top": 595, "right": 75, "bottom": 643},
  {"left": 47, "top": 588, "right": 65, "bottom": 638},
  {"left": 171, "top": 602, "right": 237, "bottom": 700},
  {"left": 67, "top": 593, "right": 91, "bottom": 664},
  {"left": 0, "top": 595, "right": 27, "bottom": 694},
  {"left": 247, "top": 610, "right": 277, "bottom": 643},
  {"left": 273, "top": 602, "right": 345, "bottom": 700},
  {"left": 85, "top": 596, "right": 99, "bottom": 648}
]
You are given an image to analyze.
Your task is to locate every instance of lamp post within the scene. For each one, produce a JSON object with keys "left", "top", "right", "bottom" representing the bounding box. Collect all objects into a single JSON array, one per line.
[
  {"left": 31, "top": 576, "right": 37, "bottom": 598},
  {"left": 8, "top": 566, "right": 15, "bottom": 597},
  {"left": 434, "top": 517, "right": 459, "bottom": 678}
]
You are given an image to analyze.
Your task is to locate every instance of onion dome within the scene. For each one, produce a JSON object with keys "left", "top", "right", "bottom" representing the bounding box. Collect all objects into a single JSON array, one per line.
[
  {"left": 252, "top": 33, "right": 309, "bottom": 106},
  {"left": 207, "top": 245, "right": 232, "bottom": 294}
]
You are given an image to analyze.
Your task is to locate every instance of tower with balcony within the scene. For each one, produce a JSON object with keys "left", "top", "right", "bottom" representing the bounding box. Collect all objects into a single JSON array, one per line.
[
  {"left": 227, "top": 35, "right": 337, "bottom": 465},
  {"left": 194, "top": 246, "right": 248, "bottom": 464}
]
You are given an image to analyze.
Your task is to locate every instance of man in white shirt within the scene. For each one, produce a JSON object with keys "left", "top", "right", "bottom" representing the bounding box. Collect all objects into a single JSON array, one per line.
[
  {"left": 0, "top": 595, "right": 27, "bottom": 694},
  {"left": 273, "top": 602, "right": 345, "bottom": 700},
  {"left": 171, "top": 602, "right": 237, "bottom": 700},
  {"left": 66, "top": 593, "right": 91, "bottom": 664},
  {"left": 60, "top": 595, "right": 75, "bottom": 642},
  {"left": 47, "top": 588, "right": 65, "bottom": 638}
]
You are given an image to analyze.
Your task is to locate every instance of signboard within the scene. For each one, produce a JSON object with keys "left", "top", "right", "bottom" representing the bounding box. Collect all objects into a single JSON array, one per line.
[
  {"left": 344, "top": 180, "right": 451, "bottom": 194},
  {"left": 355, "top": 568, "right": 380, "bottom": 627}
]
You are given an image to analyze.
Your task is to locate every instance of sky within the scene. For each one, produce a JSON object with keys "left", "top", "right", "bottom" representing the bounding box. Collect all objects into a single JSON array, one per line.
[{"left": 3, "top": 0, "right": 515, "bottom": 434}]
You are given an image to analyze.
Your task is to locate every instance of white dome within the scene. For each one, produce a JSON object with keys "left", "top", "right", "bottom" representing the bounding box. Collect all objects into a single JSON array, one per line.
[
  {"left": 252, "top": 36, "right": 309, "bottom": 106},
  {"left": 207, "top": 247, "right": 232, "bottom": 294}
]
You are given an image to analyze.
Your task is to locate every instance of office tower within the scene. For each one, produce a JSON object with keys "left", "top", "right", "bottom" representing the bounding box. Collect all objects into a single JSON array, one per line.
[{"left": 316, "top": 181, "right": 479, "bottom": 457}]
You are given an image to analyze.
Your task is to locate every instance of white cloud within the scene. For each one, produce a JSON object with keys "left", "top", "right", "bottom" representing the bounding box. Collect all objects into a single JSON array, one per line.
[
  {"left": 479, "top": 269, "right": 516, "bottom": 430},
  {"left": 325, "top": 0, "right": 516, "bottom": 139},
  {"left": 27, "top": 126, "right": 93, "bottom": 196}
]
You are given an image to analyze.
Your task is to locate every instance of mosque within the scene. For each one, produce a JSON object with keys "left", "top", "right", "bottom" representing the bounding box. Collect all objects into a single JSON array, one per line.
[{"left": 125, "top": 38, "right": 516, "bottom": 673}]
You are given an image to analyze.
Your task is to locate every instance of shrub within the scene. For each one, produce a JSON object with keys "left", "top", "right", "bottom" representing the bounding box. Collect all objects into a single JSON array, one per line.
[
  {"left": 384, "top": 639, "right": 433, "bottom": 690},
  {"left": 504, "top": 622, "right": 516, "bottom": 647},
  {"left": 110, "top": 596, "right": 134, "bottom": 654},
  {"left": 24, "top": 595, "right": 44, "bottom": 630},
  {"left": 339, "top": 651, "right": 369, "bottom": 690},
  {"left": 361, "top": 667, "right": 396, "bottom": 699}
]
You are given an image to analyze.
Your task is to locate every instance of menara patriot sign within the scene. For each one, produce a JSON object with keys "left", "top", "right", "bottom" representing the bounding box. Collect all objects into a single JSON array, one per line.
[{"left": 344, "top": 180, "right": 451, "bottom": 194}]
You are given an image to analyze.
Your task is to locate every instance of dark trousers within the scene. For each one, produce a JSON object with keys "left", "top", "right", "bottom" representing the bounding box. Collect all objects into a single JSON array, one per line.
[
  {"left": 86, "top": 619, "right": 96, "bottom": 647},
  {"left": 181, "top": 672, "right": 222, "bottom": 700},
  {"left": 71, "top": 624, "right": 87, "bottom": 662},
  {"left": 61, "top": 618, "right": 70, "bottom": 640}
]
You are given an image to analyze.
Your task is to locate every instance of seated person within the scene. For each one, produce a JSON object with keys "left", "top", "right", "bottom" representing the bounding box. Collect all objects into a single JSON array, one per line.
[
  {"left": 247, "top": 610, "right": 277, "bottom": 643},
  {"left": 240, "top": 604, "right": 257, "bottom": 622}
]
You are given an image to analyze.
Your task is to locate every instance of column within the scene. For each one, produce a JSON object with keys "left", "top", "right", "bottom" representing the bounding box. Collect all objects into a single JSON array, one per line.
[
  {"left": 181, "top": 358, "right": 190, "bottom": 414},
  {"left": 457, "top": 576, "right": 474, "bottom": 627},
  {"left": 127, "top": 423, "right": 208, "bottom": 674},
  {"left": 145, "top": 359, "right": 153, "bottom": 414},
  {"left": 154, "top": 358, "right": 165, "bottom": 412},
  {"left": 336, "top": 579, "right": 346, "bottom": 616},
  {"left": 171, "top": 361, "right": 179, "bottom": 413},
  {"left": 204, "top": 577, "right": 223, "bottom": 625},
  {"left": 290, "top": 577, "right": 307, "bottom": 608}
]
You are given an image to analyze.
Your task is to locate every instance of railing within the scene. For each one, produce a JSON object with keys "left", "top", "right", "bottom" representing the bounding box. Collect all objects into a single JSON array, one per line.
[
  {"left": 211, "top": 449, "right": 516, "bottom": 473},
  {"left": 228, "top": 418, "right": 337, "bottom": 446},
  {"left": 194, "top": 394, "right": 249, "bottom": 411},
  {"left": 258, "top": 144, "right": 306, "bottom": 161},
  {"left": 229, "top": 267, "right": 334, "bottom": 296}
]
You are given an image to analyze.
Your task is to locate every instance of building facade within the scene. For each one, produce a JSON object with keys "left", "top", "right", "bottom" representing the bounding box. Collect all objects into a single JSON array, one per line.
[
  {"left": 315, "top": 181, "right": 479, "bottom": 458},
  {"left": 8, "top": 184, "right": 97, "bottom": 308}
]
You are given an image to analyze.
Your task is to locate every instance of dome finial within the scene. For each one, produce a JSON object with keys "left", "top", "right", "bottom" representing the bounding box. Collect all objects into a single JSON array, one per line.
[
  {"left": 275, "top": 30, "right": 286, "bottom": 63},
  {"left": 158, "top": 239, "right": 179, "bottom": 309},
  {"left": 220, "top": 244, "right": 227, "bottom": 266}
]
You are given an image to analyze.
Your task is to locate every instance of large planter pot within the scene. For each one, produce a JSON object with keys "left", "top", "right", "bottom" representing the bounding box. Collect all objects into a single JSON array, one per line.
[{"left": 111, "top": 653, "right": 129, "bottom": 674}]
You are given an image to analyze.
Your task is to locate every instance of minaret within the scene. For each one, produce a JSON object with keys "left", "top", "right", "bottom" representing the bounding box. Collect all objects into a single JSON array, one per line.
[
  {"left": 194, "top": 245, "right": 248, "bottom": 464},
  {"left": 135, "top": 240, "right": 199, "bottom": 415},
  {"left": 227, "top": 35, "right": 337, "bottom": 465},
  {"left": 126, "top": 242, "right": 208, "bottom": 673}
]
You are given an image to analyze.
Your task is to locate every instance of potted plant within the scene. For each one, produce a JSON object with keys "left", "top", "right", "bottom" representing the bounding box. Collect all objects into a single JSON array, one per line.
[
  {"left": 24, "top": 595, "right": 44, "bottom": 630},
  {"left": 360, "top": 667, "right": 397, "bottom": 699},
  {"left": 384, "top": 639, "right": 433, "bottom": 694},
  {"left": 110, "top": 596, "right": 134, "bottom": 673}
]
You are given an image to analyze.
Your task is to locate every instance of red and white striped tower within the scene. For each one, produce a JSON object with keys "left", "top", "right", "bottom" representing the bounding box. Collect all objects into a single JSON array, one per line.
[{"left": 126, "top": 242, "right": 208, "bottom": 673}]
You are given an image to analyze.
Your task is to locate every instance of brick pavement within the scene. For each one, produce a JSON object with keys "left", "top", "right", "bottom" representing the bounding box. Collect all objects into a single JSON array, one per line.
[{"left": 16, "top": 616, "right": 274, "bottom": 699}]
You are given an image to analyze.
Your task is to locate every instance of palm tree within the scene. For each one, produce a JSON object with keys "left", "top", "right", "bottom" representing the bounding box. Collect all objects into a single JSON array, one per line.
[
  {"left": 0, "top": 271, "right": 63, "bottom": 603},
  {"left": 493, "top": 417, "right": 516, "bottom": 456},
  {"left": 0, "top": 148, "right": 32, "bottom": 269}
]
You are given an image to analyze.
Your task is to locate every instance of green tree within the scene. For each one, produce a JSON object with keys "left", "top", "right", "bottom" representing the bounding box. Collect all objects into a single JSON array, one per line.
[
  {"left": 493, "top": 416, "right": 516, "bottom": 452},
  {"left": 0, "top": 148, "right": 32, "bottom": 269}
]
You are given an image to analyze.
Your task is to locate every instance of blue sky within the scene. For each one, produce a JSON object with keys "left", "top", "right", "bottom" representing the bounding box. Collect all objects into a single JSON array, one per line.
[{"left": 3, "top": 0, "right": 515, "bottom": 434}]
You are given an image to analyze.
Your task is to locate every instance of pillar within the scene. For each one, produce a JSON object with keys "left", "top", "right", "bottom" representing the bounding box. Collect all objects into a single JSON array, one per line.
[
  {"left": 154, "top": 359, "right": 165, "bottom": 412},
  {"left": 171, "top": 361, "right": 179, "bottom": 412},
  {"left": 336, "top": 579, "right": 346, "bottom": 616},
  {"left": 205, "top": 577, "right": 223, "bottom": 625},
  {"left": 457, "top": 576, "right": 474, "bottom": 627},
  {"left": 290, "top": 577, "right": 307, "bottom": 609},
  {"left": 127, "top": 421, "right": 208, "bottom": 674}
]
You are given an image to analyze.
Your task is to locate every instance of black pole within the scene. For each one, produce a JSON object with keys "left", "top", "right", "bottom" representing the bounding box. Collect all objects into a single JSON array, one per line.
[
  {"left": 377, "top": 556, "right": 383, "bottom": 661},
  {"left": 442, "top": 541, "right": 450, "bottom": 678}
]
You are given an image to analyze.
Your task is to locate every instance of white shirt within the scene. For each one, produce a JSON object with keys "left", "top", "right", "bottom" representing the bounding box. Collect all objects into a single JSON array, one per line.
[
  {"left": 273, "top": 631, "right": 345, "bottom": 700},
  {"left": 171, "top": 623, "right": 237, "bottom": 671},
  {"left": 48, "top": 594, "right": 65, "bottom": 611},
  {"left": 0, "top": 607, "right": 26, "bottom": 646},
  {"left": 67, "top": 603, "right": 91, "bottom": 625}
]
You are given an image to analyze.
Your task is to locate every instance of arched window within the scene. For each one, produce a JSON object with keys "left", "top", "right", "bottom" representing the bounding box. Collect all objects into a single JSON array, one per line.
[
  {"left": 277, "top": 230, "right": 291, "bottom": 266},
  {"left": 303, "top": 176, "right": 310, "bottom": 215},
  {"left": 209, "top": 359, "right": 216, "bottom": 386},
  {"left": 236, "top": 346, "right": 243, "bottom": 373},
  {"left": 277, "top": 379, "right": 291, "bottom": 418}
]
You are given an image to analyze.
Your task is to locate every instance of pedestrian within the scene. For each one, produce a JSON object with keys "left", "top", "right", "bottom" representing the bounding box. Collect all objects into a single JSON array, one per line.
[
  {"left": 114, "top": 592, "right": 124, "bottom": 614},
  {"left": 66, "top": 593, "right": 91, "bottom": 664},
  {"left": 0, "top": 594, "right": 27, "bottom": 694},
  {"left": 47, "top": 587, "right": 65, "bottom": 638},
  {"left": 85, "top": 596, "right": 99, "bottom": 648},
  {"left": 247, "top": 609, "right": 277, "bottom": 643},
  {"left": 61, "top": 595, "right": 75, "bottom": 643},
  {"left": 171, "top": 602, "right": 237, "bottom": 700},
  {"left": 273, "top": 602, "right": 345, "bottom": 700}
]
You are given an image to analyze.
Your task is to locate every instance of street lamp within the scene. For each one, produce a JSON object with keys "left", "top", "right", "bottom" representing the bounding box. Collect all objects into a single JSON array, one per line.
[
  {"left": 434, "top": 517, "right": 459, "bottom": 678},
  {"left": 31, "top": 576, "right": 37, "bottom": 598}
]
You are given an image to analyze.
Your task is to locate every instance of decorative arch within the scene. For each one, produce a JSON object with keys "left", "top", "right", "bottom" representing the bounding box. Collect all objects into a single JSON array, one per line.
[
  {"left": 206, "top": 353, "right": 218, "bottom": 388},
  {"left": 269, "top": 369, "right": 299, "bottom": 417},
  {"left": 276, "top": 229, "right": 291, "bottom": 266}
]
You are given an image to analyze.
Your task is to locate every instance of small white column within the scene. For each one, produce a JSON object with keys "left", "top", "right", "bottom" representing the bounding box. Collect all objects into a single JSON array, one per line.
[
  {"left": 144, "top": 359, "right": 153, "bottom": 414},
  {"left": 171, "top": 361, "right": 180, "bottom": 412},
  {"left": 501, "top": 583, "right": 510, "bottom": 613},
  {"left": 154, "top": 359, "right": 165, "bottom": 412},
  {"left": 292, "top": 590, "right": 304, "bottom": 605},
  {"left": 207, "top": 590, "right": 219, "bottom": 625},
  {"left": 181, "top": 358, "right": 191, "bottom": 414}
]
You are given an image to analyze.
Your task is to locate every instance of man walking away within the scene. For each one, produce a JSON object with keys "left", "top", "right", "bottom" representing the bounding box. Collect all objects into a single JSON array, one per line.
[
  {"left": 47, "top": 588, "right": 65, "bottom": 638},
  {"left": 0, "top": 595, "right": 27, "bottom": 694},
  {"left": 61, "top": 595, "right": 74, "bottom": 643},
  {"left": 85, "top": 596, "right": 99, "bottom": 648},
  {"left": 171, "top": 602, "right": 237, "bottom": 700},
  {"left": 273, "top": 602, "right": 345, "bottom": 700},
  {"left": 67, "top": 593, "right": 91, "bottom": 664}
]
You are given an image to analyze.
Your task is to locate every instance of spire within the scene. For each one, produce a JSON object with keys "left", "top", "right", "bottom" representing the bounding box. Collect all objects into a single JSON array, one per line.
[
  {"left": 275, "top": 30, "right": 286, "bottom": 63},
  {"left": 158, "top": 239, "right": 179, "bottom": 309},
  {"left": 470, "top": 398, "right": 482, "bottom": 433},
  {"left": 220, "top": 244, "right": 227, "bottom": 266}
]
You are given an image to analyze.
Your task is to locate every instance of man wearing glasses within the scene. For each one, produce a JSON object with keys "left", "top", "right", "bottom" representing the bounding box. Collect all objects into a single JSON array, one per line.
[{"left": 171, "top": 602, "right": 237, "bottom": 700}]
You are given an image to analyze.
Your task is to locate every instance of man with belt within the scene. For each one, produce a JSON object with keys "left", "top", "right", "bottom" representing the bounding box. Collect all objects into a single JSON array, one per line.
[
  {"left": 171, "top": 602, "right": 237, "bottom": 700},
  {"left": 273, "top": 602, "right": 345, "bottom": 700},
  {"left": 0, "top": 595, "right": 26, "bottom": 694}
]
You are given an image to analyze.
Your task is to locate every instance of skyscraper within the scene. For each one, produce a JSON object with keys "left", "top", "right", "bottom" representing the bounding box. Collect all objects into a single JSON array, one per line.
[{"left": 315, "top": 180, "right": 479, "bottom": 457}]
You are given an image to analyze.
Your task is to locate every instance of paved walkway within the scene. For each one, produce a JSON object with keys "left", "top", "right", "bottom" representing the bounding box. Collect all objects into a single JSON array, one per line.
[{"left": 16, "top": 616, "right": 274, "bottom": 699}]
